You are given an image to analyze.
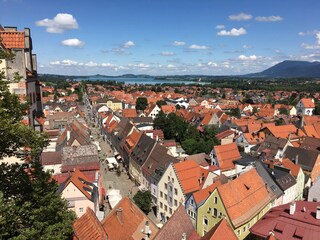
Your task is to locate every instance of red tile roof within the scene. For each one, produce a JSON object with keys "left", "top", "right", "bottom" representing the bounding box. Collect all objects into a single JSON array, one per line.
[
  {"left": 173, "top": 160, "right": 209, "bottom": 194},
  {"left": 101, "top": 197, "right": 158, "bottom": 240},
  {"left": 215, "top": 129, "right": 235, "bottom": 140},
  {"left": 122, "top": 108, "right": 138, "bottom": 118},
  {"left": 0, "top": 30, "right": 25, "bottom": 49},
  {"left": 217, "top": 168, "right": 272, "bottom": 227},
  {"left": 73, "top": 207, "right": 107, "bottom": 240},
  {"left": 200, "top": 219, "right": 238, "bottom": 240},
  {"left": 250, "top": 201, "right": 320, "bottom": 240},
  {"left": 214, "top": 142, "right": 240, "bottom": 171},
  {"left": 301, "top": 98, "right": 315, "bottom": 108},
  {"left": 281, "top": 158, "right": 301, "bottom": 178},
  {"left": 193, "top": 180, "right": 222, "bottom": 205}
]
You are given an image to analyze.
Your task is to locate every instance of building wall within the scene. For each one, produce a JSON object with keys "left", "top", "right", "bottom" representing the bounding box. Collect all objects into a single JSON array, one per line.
[
  {"left": 311, "top": 156, "right": 320, "bottom": 183},
  {"left": 220, "top": 135, "right": 234, "bottom": 145},
  {"left": 197, "top": 188, "right": 271, "bottom": 240},
  {"left": 185, "top": 195, "right": 197, "bottom": 226},
  {"left": 43, "top": 164, "right": 61, "bottom": 175},
  {"left": 61, "top": 182, "right": 94, "bottom": 218},
  {"left": 281, "top": 185, "right": 296, "bottom": 205},
  {"left": 157, "top": 164, "right": 185, "bottom": 222},
  {"left": 295, "top": 169, "right": 305, "bottom": 200}
]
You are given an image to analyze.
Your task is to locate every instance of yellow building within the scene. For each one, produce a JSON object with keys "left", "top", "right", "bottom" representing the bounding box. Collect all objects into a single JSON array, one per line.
[{"left": 197, "top": 168, "right": 273, "bottom": 239}]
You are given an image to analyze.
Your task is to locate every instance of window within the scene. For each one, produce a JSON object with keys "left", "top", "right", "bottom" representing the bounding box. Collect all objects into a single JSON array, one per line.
[
  {"left": 168, "top": 176, "right": 170, "bottom": 181},
  {"left": 160, "top": 191, "right": 163, "bottom": 198},
  {"left": 207, "top": 207, "right": 212, "bottom": 213},
  {"left": 174, "top": 188, "right": 178, "bottom": 195},
  {"left": 174, "top": 199, "right": 178, "bottom": 206},
  {"left": 165, "top": 194, "right": 167, "bottom": 200},
  {"left": 203, "top": 217, "right": 208, "bottom": 226},
  {"left": 169, "top": 208, "right": 172, "bottom": 214},
  {"left": 160, "top": 202, "right": 163, "bottom": 208},
  {"left": 172, "top": 178, "right": 174, "bottom": 183},
  {"left": 248, "top": 223, "right": 251, "bottom": 229},
  {"left": 243, "top": 226, "right": 246, "bottom": 232},
  {"left": 190, "top": 199, "right": 194, "bottom": 205},
  {"left": 165, "top": 205, "right": 168, "bottom": 211},
  {"left": 170, "top": 186, "right": 173, "bottom": 192},
  {"left": 79, "top": 208, "right": 84, "bottom": 213},
  {"left": 169, "top": 197, "right": 172, "bottom": 204},
  {"left": 165, "top": 183, "right": 167, "bottom": 189},
  {"left": 237, "top": 230, "right": 241, "bottom": 236},
  {"left": 214, "top": 197, "right": 218, "bottom": 204},
  {"left": 213, "top": 208, "right": 218, "bottom": 217}
]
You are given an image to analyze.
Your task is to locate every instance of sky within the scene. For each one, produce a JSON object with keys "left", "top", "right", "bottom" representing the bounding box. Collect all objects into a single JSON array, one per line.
[{"left": 1, "top": 0, "right": 320, "bottom": 76}]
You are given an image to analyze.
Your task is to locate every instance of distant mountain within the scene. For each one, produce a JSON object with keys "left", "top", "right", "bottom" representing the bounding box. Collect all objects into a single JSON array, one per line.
[{"left": 247, "top": 60, "right": 320, "bottom": 78}]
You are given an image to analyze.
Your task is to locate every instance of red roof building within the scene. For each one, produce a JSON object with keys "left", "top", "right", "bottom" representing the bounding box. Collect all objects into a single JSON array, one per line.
[{"left": 250, "top": 201, "right": 320, "bottom": 240}]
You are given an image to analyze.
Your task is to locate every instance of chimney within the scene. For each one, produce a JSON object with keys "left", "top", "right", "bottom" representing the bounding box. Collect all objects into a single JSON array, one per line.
[
  {"left": 290, "top": 202, "right": 296, "bottom": 215},
  {"left": 316, "top": 206, "right": 320, "bottom": 220},
  {"left": 181, "top": 233, "right": 187, "bottom": 240},
  {"left": 142, "top": 221, "right": 151, "bottom": 240},
  {"left": 67, "top": 130, "right": 71, "bottom": 141},
  {"left": 116, "top": 208, "right": 123, "bottom": 224}
]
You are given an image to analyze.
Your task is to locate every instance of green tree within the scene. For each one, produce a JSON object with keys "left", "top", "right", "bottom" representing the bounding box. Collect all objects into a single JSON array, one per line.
[
  {"left": 136, "top": 97, "right": 148, "bottom": 112},
  {"left": 133, "top": 190, "right": 152, "bottom": 214},
  {"left": 0, "top": 73, "right": 75, "bottom": 239},
  {"left": 0, "top": 76, "right": 48, "bottom": 159},
  {"left": 153, "top": 111, "right": 166, "bottom": 130},
  {"left": 0, "top": 162, "right": 76, "bottom": 240},
  {"left": 279, "top": 107, "right": 289, "bottom": 115},
  {"left": 228, "top": 108, "right": 241, "bottom": 118},
  {"left": 156, "top": 100, "right": 167, "bottom": 108}
]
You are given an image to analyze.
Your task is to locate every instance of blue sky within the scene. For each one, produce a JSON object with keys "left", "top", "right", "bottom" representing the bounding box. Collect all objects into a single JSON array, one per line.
[{"left": 1, "top": 0, "right": 320, "bottom": 75}]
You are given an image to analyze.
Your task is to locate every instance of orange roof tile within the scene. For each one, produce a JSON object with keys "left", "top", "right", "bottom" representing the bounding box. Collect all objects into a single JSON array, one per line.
[
  {"left": 73, "top": 207, "right": 107, "bottom": 240},
  {"left": 217, "top": 168, "right": 271, "bottom": 227},
  {"left": 201, "top": 219, "right": 238, "bottom": 240},
  {"left": 301, "top": 98, "right": 315, "bottom": 108},
  {"left": 173, "top": 160, "right": 209, "bottom": 194},
  {"left": 161, "top": 105, "right": 176, "bottom": 114},
  {"left": 281, "top": 158, "right": 301, "bottom": 178},
  {"left": 0, "top": 30, "right": 25, "bottom": 49},
  {"left": 302, "top": 125, "right": 320, "bottom": 138},
  {"left": 101, "top": 197, "right": 158, "bottom": 240},
  {"left": 193, "top": 181, "right": 222, "bottom": 205},
  {"left": 214, "top": 142, "right": 240, "bottom": 171},
  {"left": 122, "top": 108, "right": 138, "bottom": 118},
  {"left": 62, "top": 169, "right": 93, "bottom": 200}
]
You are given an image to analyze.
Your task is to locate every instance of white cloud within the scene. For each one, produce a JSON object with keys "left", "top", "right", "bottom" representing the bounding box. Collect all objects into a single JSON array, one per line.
[
  {"left": 101, "top": 63, "right": 116, "bottom": 68},
  {"left": 123, "top": 41, "right": 135, "bottom": 48},
  {"left": 216, "top": 25, "right": 225, "bottom": 29},
  {"left": 167, "top": 64, "right": 176, "bottom": 68},
  {"left": 243, "top": 45, "right": 252, "bottom": 49},
  {"left": 84, "top": 61, "right": 98, "bottom": 67},
  {"left": 317, "top": 33, "right": 320, "bottom": 45},
  {"left": 173, "top": 41, "right": 186, "bottom": 46},
  {"left": 255, "top": 16, "right": 283, "bottom": 22},
  {"left": 189, "top": 44, "right": 208, "bottom": 50},
  {"left": 298, "top": 30, "right": 319, "bottom": 36},
  {"left": 49, "top": 59, "right": 78, "bottom": 66},
  {"left": 228, "top": 13, "right": 252, "bottom": 21},
  {"left": 36, "top": 13, "right": 79, "bottom": 33},
  {"left": 217, "top": 27, "right": 247, "bottom": 36},
  {"left": 160, "top": 51, "right": 175, "bottom": 56},
  {"left": 238, "top": 55, "right": 259, "bottom": 61},
  {"left": 208, "top": 62, "right": 218, "bottom": 67},
  {"left": 61, "top": 38, "right": 85, "bottom": 48},
  {"left": 301, "top": 43, "right": 320, "bottom": 50}
]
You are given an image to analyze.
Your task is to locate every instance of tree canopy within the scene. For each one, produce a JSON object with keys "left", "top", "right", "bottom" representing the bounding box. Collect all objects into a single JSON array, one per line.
[
  {"left": 133, "top": 190, "right": 152, "bottom": 214},
  {"left": 135, "top": 97, "right": 148, "bottom": 111},
  {"left": 0, "top": 74, "right": 75, "bottom": 239}
]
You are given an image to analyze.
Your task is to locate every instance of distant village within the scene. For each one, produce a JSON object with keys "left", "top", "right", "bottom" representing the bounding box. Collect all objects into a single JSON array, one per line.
[{"left": 2, "top": 25, "right": 320, "bottom": 240}]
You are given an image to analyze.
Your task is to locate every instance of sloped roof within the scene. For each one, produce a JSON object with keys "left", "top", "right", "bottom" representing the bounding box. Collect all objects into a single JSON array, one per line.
[
  {"left": 302, "top": 125, "right": 320, "bottom": 138},
  {"left": 130, "top": 133, "right": 156, "bottom": 167},
  {"left": 40, "top": 151, "right": 62, "bottom": 165},
  {"left": 161, "top": 105, "right": 176, "bottom": 114},
  {"left": 218, "top": 168, "right": 272, "bottom": 228},
  {"left": 154, "top": 205, "right": 197, "bottom": 240},
  {"left": 213, "top": 142, "right": 241, "bottom": 171},
  {"left": 193, "top": 181, "right": 222, "bottom": 206},
  {"left": 300, "top": 98, "right": 315, "bottom": 108},
  {"left": 142, "top": 144, "right": 178, "bottom": 179},
  {"left": 58, "top": 169, "right": 96, "bottom": 201},
  {"left": 281, "top": 158, "right": 301, "bottom": 178},
  {"left": 73, "top": 207, "right": 107, "bottom": 240},
  {"left": 0, "top": 30, "right": 25, "bottom": 49},
  {"left": 300, "top": 137, "right": 320, "bottom": 152},
  {"left": 250, "top": 201, "right": 320, "bottom": 240},
  {"left": 263, "top": 125, "right": 305, "bottom": 139},
  {"left": 200, "top": 219, "right": 237, "bottom": 240},
  {"left": 101, "top": 197, "right": 158, "bottom": 240},
  {"left": 173, "top": 160, "right": 209, "bottom": 195},
  {"left": 284, "top": 146, "right": 320, "bottom": 172},
  {"left": 122, "top": 108, "right": 138, "bottom": 118},
  {"left": 257, "top": 135, "right": 288, "bottom": 157},
  {"left": 215, "top": 129, "right": 235, "bottom": 140}
]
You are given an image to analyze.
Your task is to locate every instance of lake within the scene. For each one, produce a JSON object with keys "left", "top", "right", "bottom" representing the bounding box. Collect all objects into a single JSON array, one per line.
[{"left": 74, "top": 76, "right": 209, "bottom": 85}]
